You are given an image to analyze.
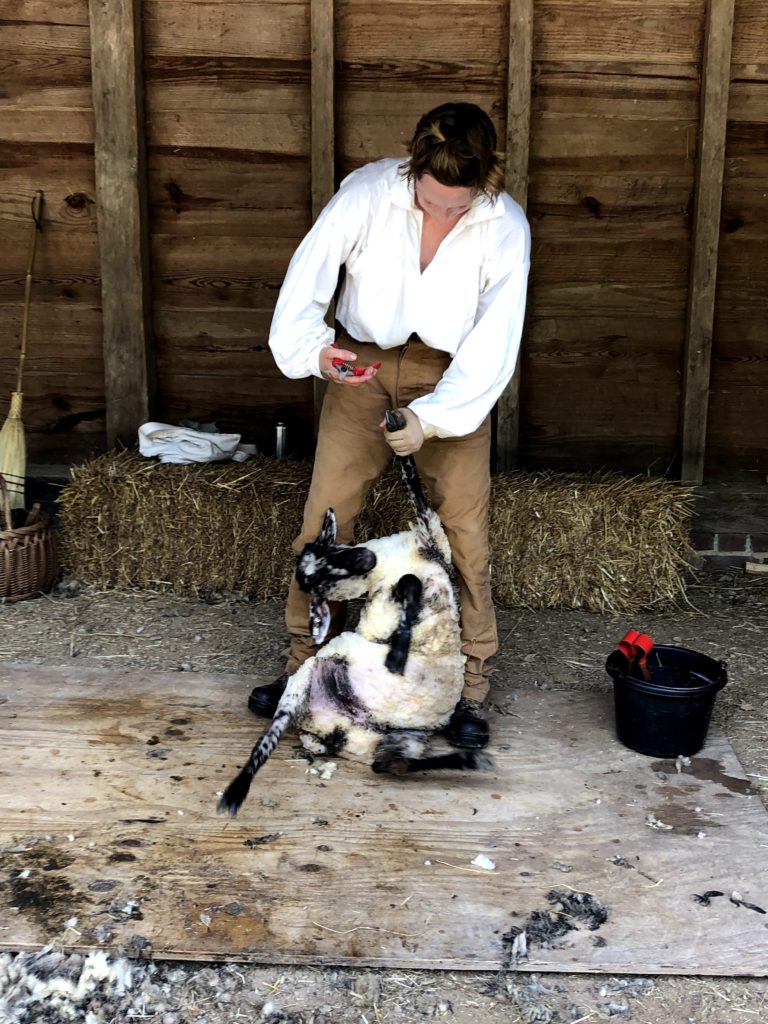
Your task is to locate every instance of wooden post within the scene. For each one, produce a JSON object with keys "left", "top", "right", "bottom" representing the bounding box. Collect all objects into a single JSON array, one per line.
[
  {"left": 88, "top": 0, "right": 153, "bottom": 449},
  {"left": 311, "top": 0, "right": 336, "bottom": 430},
  {"left": 496, "top": 0, "right": 533, "bottom": 472},
  {"left": 680, "top": 0, "right": 736, "bottom": 485}
]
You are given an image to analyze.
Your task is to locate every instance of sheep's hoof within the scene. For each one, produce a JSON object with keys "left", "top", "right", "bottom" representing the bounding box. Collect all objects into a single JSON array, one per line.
[
  {"left": 465, "top": 751, "right": 494, "bottom": 772},
  {"left": 372, "top": 756, "right": 411, "bottom": 776}
]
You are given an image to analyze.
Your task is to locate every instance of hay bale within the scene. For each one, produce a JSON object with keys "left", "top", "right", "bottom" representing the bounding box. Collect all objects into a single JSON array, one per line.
[
  {"left": 58, "top": 452, "right": 312, "bottom": 601},
  {"left": 490, "top": 472, "right": 695, "bottom": 613},
  {"left": 58, "top": 453, "right": 695, "bottom": 612}
]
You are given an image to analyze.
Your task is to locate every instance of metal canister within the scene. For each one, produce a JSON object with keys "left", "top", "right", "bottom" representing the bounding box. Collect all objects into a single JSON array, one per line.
[{"left": 275, "top": 421, "right": 287, "bottom": 459}]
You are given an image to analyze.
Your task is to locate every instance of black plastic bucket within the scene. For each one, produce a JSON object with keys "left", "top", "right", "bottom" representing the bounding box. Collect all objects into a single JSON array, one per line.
[{"left": 605, "top": 644, "right": 728, "bottom": 758}]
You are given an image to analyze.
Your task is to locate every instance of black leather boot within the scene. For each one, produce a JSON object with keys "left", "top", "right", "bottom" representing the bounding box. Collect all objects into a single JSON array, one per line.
[
  {"left": 247, "top": 673, "right": 288, "bottom": 717},
  {"left": 444, "top": 697, "right": 490, "bottom": 749}
]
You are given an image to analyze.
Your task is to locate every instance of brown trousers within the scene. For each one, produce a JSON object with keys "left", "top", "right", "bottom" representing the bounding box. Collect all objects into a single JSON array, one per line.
[{"left": 284, "top": 334, "right": 497, "bottom": 701}]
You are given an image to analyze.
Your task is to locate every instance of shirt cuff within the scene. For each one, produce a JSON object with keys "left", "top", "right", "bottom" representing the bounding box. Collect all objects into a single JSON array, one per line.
[
  {"left": 310, "top": 333, "right": 334, "bottom": 378},
  {"left": 414, "top": 413, "right": 450, "bottom": 441}
]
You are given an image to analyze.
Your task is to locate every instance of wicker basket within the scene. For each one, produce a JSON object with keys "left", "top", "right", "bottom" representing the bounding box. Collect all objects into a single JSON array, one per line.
[{"left": 0, "top": 474, "right": 58, "bottom": 602}]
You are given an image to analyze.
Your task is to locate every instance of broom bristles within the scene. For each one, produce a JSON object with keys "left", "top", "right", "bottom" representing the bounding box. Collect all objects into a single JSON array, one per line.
[{"left": 0, "top": 391, "right": 26, "bottom": 512}]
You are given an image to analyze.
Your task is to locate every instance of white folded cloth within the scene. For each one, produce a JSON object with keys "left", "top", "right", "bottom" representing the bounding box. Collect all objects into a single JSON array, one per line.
[{"left": 138, "top": 422, "right": 256, "bottom": 464}]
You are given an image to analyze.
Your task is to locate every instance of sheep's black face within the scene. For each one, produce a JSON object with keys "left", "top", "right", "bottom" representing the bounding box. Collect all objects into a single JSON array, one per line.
[
  {"left": 296, "top": 508, "right": 377, "bottom": 643},
  {"left": 296, "top": 544, "right": 377, "bottom": 593}
]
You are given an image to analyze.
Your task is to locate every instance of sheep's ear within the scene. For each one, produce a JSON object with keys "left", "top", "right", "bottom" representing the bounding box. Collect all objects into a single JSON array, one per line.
[
  {"left": 309, "top": 596, "right": 332, "bottom": 643},
  {"left": 317, "top": 508, "right": 337, "bottom": 546}
]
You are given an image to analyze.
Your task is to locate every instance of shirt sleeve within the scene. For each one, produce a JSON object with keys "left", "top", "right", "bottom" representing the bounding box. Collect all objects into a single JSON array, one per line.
[
  {"left": 268, "top": 181, "right": 367, "bottom": 379},
  {"left": 408, "top": 218, "right": 531, "bottom": 438}
]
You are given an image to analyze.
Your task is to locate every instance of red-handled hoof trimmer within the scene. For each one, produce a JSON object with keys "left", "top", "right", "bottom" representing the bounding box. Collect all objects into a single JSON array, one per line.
[
  {"left": 330, "top": 344, "right": 382, "bottom": 379},
  {"left": 617, "top": 629, "right": 653, "bottom": 682}
]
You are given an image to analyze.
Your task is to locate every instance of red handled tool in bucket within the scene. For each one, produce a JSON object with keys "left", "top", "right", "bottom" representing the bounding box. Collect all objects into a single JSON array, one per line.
[{"left": 617, "top": 629, "right": 653, "bottom": 682}]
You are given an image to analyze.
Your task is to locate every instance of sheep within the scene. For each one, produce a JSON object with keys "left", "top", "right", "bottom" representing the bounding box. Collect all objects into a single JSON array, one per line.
[{"left": 218, "top": 414, "right": 492, "bottom": 816}]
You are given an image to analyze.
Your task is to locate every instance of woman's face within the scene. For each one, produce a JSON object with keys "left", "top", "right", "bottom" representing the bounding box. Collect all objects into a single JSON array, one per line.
[{"left": 414, "top": 174, "right": 475, "bottom": 224}]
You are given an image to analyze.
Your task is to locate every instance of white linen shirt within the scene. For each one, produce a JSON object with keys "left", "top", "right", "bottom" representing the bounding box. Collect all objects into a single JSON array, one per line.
[{"left": 268, "top": 158, "right": 531, "bottom": 438}]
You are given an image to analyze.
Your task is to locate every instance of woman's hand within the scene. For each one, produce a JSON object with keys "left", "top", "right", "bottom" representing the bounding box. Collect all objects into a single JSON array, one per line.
[
  {"left": 319, "top": 346, "right": 382, "bottom": 386},
  {"left": 380, "top": 408, "right": 425, "bottom": 455}
]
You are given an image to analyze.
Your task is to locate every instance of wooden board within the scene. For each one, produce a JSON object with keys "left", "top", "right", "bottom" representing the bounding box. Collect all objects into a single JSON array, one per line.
[
  {"left": 1, "top": 664, "right": 767, "bottom": 974},
  {"left": 88, "top": 0, "right": 153, "bottom": 447},
  {"left": 680, "top": 0, "right": 736, "bottom": 485}
]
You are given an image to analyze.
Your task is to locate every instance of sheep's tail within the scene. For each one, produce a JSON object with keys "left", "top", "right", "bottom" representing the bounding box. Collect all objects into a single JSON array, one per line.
[
  {"left": 216, "top": 709, "right": 292, "bottom": 815},
  {"left": 217, "top": 667, "right": 310, "bottom": 817}
]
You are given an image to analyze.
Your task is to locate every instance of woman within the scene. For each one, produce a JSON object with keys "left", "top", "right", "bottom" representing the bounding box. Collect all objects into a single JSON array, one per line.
[{"left": 251, "top": 102, "right": 531, "bottom": 749}]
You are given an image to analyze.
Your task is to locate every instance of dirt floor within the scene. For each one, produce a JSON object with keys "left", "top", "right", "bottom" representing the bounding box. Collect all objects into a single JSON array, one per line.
[{"left": 1, "top": 565, "right": 767, "bottom": 1023}]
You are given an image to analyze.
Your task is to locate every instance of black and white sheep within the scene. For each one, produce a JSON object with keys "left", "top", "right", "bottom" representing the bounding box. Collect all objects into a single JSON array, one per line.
[{"left": 218, "top": 418, "right": 491, "bottom": 816}]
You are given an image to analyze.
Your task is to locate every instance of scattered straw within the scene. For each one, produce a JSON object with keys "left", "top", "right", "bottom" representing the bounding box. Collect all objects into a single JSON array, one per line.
[{"left": 57, "top": 452, "right": 695, "bottom": 613}]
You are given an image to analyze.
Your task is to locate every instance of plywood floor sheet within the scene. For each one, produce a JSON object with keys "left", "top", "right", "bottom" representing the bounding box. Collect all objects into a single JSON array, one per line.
[{"left": 0, "top": 664, "right": 766, "bottom": 974}]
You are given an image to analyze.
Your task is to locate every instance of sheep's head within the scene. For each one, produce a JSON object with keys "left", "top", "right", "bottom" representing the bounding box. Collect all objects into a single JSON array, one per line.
[{"left": 296, "top": 509, "right": 377, "bottom": 642}]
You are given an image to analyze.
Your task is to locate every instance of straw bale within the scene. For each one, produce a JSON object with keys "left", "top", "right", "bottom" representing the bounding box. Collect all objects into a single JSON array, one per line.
[
  {"left": 490, "top": 471, "right": 695, "bottom": 613},
  {"left": 58, "top": 453, "right": 695, "bottom": 612},
  {"left": 57, "top": 452, "right": 312, "bottom": 601}
]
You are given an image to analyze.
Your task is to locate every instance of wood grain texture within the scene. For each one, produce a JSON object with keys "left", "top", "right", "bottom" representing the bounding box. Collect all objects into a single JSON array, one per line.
[
  {"left": 149, "top": 234, "right": 302, "bottom": 312},
  {"left": 704, "top": 49, "right": 768, "bottom": 474},
  {"left": 89, "top": 0, "right": 153, "bottom": 447},
  {"left": 532, "top": 0, "right": 705, "bottom": 64},
  {"left": 1, "top": 664, "right": 766, "bottom": 973},
  {"left": 730, "top": 1, "right": 768, "bottom": 70},
  {"left": 680, "top": 0, "right": 736, "bottom": 484},
  {"left": 310, "top": 0, "right": 335, "bottom": 220},
  {"left": 142, "top": 0, "right": 310, "bottom": 59},
  {"left": 336, "top": 1, "right": 507, "bottom": 62},
  {"left": 496, "top": 0, "right": 533, "bottom": 472},
  {"left": 152, "top": 311, "right": 315, "bottom": 447},
  {"left": 146, "top": 154, "right": 311, "bottom": 238},
  {"left": 310, "top": 0, "right": 335, "bottom": 428},
  {"left": 2, "top": 0, "right": 766, "bottom": 477},
  {"left": 0, "top": 141, "right": 105, "bottom": 466},
  {"left": 142, "top": 1, "right": 312, "bottom": 442}
]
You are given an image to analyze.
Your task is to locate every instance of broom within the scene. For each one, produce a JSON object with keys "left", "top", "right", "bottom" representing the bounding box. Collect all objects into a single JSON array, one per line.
[{"left": 0, "top": 190, "right": 44, "bottom": 511}]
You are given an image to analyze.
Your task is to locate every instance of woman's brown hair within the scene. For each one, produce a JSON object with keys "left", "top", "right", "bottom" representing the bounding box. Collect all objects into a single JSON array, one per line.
[{"left": 403, "top": 102, "right": 504, "bottom": 199}]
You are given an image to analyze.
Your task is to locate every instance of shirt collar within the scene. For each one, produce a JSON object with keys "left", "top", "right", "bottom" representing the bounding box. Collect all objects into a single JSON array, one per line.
[{"left": 386, "top": 168, "right": 504, "bottom": 224}]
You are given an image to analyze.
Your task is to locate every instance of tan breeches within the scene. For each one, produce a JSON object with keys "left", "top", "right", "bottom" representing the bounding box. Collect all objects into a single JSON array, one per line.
[{"left": 284, "top": 334, "right": 496, "bottom": 701}]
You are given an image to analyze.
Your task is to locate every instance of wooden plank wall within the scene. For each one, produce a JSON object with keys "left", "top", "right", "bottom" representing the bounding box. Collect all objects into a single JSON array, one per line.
[
  {"left": 0, "top": 0, "right": 766, "bottom": 478},
  {"left": 707, "top": 0, "right": 768, "bottom": 477},
  {"left": 89, "top": 0, "right": 154, "bottom": 448},
  {"left": 142, "top": 0, "right": 315, "bottom": 447},
  {"left": 523, "top": 0, "right": 704, "bottom": 475},
  {"left": 0, "top": 0, "right": 105, "bottom": 464}
]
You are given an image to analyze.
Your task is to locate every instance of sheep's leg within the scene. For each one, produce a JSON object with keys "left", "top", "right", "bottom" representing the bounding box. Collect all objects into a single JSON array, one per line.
[
  {"left": 218, "top": 660, "right": 314, "bottom": 816},
  {"left": 396, "top": 452, "right": 430, "bottom": 522},
  {"left": 372, "top": 731, "right": 492, "bottom": 775},
  {"left": 384, "top": 574, "right": 423, "bottom": 674},
  {"left": 384, "top": 415, "right": 429, "bottom": 522},
  {"left": 387, "top": 437, "right": 450, "bottom": 567},
  {"left": 383, "top": 749, "right": 494, "bottom": 773}
]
